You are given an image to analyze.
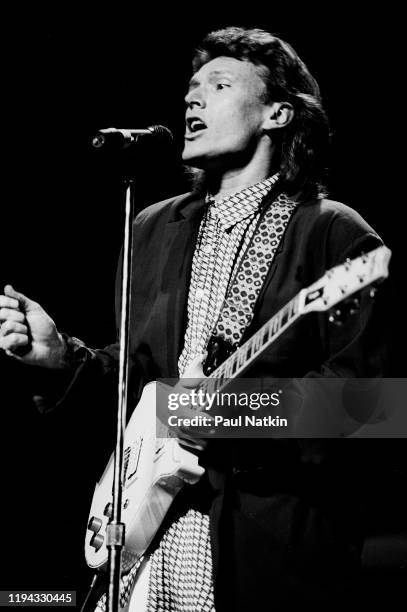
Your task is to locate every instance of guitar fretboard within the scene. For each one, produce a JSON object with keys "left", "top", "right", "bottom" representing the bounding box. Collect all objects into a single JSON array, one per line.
[{"left": 199, "top": 293, "right": 301, "bottom": 397}]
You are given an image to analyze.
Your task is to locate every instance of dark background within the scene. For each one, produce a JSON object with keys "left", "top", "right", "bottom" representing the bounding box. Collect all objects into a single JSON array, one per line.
[{"left": 1, "top": 5, "right": 406, "bottom": 608}]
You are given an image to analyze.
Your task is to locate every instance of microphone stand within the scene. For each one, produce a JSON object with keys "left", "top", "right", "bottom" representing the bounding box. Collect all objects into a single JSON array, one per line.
[{"left": 106, "top": 178, "right": 135, "bottom": 612}]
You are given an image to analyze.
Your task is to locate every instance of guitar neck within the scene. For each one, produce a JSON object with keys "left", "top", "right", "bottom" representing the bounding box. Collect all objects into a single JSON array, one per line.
[
  {"left": 200, "top": 292, "right": 302, "bottom": 396},
  {"left": 197, "top": 245, "right": 391, "bottom": 398}
]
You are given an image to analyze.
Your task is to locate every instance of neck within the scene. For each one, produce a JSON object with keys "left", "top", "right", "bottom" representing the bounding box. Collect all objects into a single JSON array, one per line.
[
  {"left": 210, "top": 169, "right": 273, "bottom": 199},
  {"left": 205, "top": 144, "right": 278, "bottom": 199}
]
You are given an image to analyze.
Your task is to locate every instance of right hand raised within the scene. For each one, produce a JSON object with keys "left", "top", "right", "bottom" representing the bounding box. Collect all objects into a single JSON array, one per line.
[{"left": 0, "top": 285, "right": 67, "bottom": 369}]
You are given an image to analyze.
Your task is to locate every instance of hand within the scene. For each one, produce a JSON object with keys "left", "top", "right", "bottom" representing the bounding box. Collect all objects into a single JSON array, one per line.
[
  {"left": 166, "top": 354, "right": 214, "bottom": 450},
  {"left": 0, "top": 285, "right": 67, "bottom": 369}
]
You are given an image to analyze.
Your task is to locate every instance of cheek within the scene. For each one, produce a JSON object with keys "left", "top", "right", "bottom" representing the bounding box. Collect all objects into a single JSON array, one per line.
[
  {"left": 241, "top": 98, "right": 265, "bottom": 127},
  {"left": 212, "top": 107, "right": 256, "bottom": 141}
]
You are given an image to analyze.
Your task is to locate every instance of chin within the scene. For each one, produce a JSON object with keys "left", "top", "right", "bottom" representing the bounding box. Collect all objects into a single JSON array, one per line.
[
  {"left": 182, "top": 147, "right": 225, "bottom": 170},
  {"left": 182, "top": 150, "right": 207, "bottom": 170},
  {"left": 184, "top": 161, "right": 207, "bottom": 172}
]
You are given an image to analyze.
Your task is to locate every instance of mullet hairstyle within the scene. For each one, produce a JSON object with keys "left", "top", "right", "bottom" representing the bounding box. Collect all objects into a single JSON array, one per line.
[{"left": 188, "top": 27, "right": 331, "bottom": 200}]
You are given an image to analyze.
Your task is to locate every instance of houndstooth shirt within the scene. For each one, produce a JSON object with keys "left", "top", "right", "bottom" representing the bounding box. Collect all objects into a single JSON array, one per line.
[{"left": 178, "top": 173, "right": 279, "bottom": 376}]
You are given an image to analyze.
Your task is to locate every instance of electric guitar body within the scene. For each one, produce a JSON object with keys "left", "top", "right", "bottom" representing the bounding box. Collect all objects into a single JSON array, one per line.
[{"left": 85, "top": 382, "right": 204, "bottom": 572}]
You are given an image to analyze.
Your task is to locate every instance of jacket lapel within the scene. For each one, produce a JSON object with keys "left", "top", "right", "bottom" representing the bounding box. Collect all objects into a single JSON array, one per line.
[{"left": 157, "top": 195, "right": 206, "bottom": 377}]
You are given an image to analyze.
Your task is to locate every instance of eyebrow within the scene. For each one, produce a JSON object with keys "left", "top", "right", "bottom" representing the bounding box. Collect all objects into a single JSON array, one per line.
[{"left": 188, "top": 70, "right": 234, "bottom": 89}]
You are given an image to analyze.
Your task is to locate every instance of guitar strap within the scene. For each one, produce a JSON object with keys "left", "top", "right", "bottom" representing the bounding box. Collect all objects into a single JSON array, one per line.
[{"left": 213, "top": 191, "right": 297, "bottom": 347}]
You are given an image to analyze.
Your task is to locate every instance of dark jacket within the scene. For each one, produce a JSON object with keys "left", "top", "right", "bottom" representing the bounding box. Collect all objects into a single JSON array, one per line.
[{"left": 64, "top": 191, "right": 389, "bottom": 609}]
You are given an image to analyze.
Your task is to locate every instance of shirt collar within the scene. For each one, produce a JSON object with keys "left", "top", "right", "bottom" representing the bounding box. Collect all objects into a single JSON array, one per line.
[{"left": 205, "top": 173, "right": 279, "bottom": 230}]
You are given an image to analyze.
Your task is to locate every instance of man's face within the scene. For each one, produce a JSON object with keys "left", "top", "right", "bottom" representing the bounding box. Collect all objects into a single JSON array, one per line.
[{"left": 182, "top": 56, "right": 272, "bottom": 170}]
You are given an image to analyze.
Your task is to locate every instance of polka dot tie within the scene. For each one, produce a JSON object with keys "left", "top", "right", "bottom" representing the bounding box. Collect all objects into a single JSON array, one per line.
[{"left": 215, "top": 191, "right": 297, "bottom": 345}]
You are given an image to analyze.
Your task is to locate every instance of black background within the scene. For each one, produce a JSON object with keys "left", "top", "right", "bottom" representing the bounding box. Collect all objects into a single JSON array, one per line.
[{"left": 1, "top": 4, "right": 406, "bottom": 607}]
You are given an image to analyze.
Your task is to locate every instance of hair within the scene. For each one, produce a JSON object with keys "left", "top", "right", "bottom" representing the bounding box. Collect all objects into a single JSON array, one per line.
[{"left": 188, "top": 26, "right": 331, "bottom": 200}]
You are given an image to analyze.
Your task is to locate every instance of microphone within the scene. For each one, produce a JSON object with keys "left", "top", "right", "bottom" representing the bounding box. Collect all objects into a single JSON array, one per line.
[{"left": 91, "top": 125, "right": 173, "bottom": 149}]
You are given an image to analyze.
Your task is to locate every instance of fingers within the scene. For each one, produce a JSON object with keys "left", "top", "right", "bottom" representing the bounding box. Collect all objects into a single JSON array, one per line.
[
  {"left": 177, "top": 434, "right": 207, "bottom": 452},
  {"left": 0, "top": 331, "right": 29, "bottom": 352},
  {"left": 0, "top": 294, "right": 20, "bottom": 310},
  {"left": 0, "top": 317, "right": 30, "bottom": 354},
  {"left": 0, "top": 292, "right": 25, "bottom": 336},
  {"left": 175, "top": 418, "right": 212, "bottom": 450},
  {"left": 0, "top": 320, "right": 28, "bottom": 336},
  {"left": 4, "top": 285, "right": 37, "bottom": 312},
  {"left": 0, "top": 291, "right": 31, "bottom": 357},
  {"left": 0, "top": 307, "right": 25, "bottom": 324}
]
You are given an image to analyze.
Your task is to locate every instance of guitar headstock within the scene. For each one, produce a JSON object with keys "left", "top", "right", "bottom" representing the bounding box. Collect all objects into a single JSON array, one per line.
[{"left": 299, "top": 245, "right": 391, "bottom": 315}]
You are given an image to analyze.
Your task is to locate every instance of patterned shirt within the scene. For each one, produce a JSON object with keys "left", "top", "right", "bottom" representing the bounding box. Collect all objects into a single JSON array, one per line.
[{"left": 178, "top": 173, "right": 279, "bottom": 376}]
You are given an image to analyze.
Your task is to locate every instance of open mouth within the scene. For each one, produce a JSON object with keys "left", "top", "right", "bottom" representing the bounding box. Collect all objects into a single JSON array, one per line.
[{"left": 186, "top": 117, "right": 207, "bottom": 135}]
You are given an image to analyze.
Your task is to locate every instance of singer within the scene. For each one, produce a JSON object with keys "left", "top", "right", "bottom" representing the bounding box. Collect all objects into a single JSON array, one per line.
[{"left": 0, "top": 26, "right": 390, "bottom": 610}]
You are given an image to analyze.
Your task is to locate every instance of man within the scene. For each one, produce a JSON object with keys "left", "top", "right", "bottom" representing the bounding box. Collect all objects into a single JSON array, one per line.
[{"left": 0, "top": 27, "right": 388, "bottom": 610}]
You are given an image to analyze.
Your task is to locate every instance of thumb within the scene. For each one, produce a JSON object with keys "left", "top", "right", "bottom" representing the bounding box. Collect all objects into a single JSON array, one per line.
[
  {"left": 182, "top": 352, "right": 207, "bottom": 386},
  {"left": 4, "top": 284, "right": 37, "bottom": 312}
]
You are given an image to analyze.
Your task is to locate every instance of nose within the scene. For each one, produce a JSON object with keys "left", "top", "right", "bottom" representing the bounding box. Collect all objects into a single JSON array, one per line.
[{"left": 185, "top": 86, "right": 206, "bottom": 109}]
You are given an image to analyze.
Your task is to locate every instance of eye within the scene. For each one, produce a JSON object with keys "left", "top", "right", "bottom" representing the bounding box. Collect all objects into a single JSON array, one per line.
[{"left": 216, "top": 83, "right": 230, "bottom": 90}]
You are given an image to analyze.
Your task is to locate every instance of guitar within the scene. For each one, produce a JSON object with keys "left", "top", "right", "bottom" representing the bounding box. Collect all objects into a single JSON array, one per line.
[{"left": 85, "top": 245, "right": 391, "bottom": 572}]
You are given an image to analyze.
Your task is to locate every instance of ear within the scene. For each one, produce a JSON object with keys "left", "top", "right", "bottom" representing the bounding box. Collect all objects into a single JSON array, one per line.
[{"left": 262, "top": 101, "right": 294, "bottom": 131}]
